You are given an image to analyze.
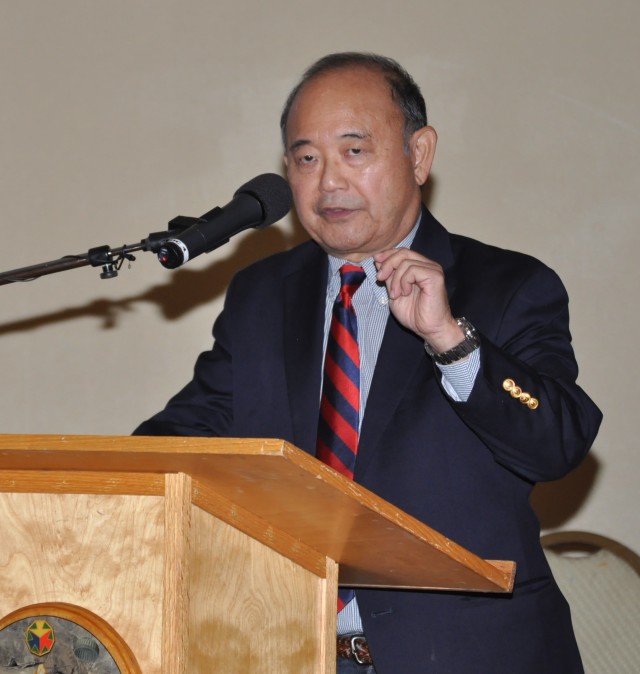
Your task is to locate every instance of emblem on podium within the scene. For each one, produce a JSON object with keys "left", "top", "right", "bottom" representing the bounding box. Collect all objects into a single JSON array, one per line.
[
  {"left": 25, "top": 619, "right": 55, "bottom": 657},
  {"left": 0, "top": 603, "right": 141, "bottom": 673}
]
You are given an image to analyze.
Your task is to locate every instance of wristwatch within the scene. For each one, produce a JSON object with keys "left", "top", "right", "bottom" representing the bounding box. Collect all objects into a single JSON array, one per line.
[{"left": 424, "top": 317, "right": 481, "bottom": 365}]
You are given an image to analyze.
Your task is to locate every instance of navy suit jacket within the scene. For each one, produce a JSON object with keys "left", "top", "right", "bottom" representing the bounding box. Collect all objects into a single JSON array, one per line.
[{"left": 135, "top": 207, "right": 602, "bottom": 673}]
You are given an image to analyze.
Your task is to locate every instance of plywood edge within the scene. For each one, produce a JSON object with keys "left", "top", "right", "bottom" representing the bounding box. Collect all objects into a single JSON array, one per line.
[
  {"left": 0, "top": 435, "right": 289, "bottom": 477},
  {"left": 163, "top": 473, "right": 192, "bottom": 674},
  {"left": 0, "top": 433, "right": 287, "bottom": 455},
  {"left": 319, "top": 557, "right": 338, "bottom": 674},
  {"left": 347, "top": 560, "right": 516, "bottom": 592},
  {"left": 485, "top": 560, "right": 517, "bottom": 591},
  {"left": 0, "top": 469, "right": 165, "bottom": 495}
]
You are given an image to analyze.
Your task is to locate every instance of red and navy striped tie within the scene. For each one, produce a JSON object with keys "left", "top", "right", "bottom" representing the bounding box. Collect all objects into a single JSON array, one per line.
[{"left": 317, "top": 263, "right": 366, "bottom": 611}]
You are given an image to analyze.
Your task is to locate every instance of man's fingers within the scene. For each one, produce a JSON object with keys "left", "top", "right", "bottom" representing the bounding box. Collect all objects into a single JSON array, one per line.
[{"left": 375, "top": 249, "right": 442, "bottom": 299}]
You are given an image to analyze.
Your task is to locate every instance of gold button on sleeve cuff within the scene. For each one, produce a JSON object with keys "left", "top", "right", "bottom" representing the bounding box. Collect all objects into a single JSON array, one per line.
[
  {"left": 502, "top": 378, "right": 539, "bottom": 410},
  {"left": 503, "top": 379, "right": 515, "bottom": 391}
]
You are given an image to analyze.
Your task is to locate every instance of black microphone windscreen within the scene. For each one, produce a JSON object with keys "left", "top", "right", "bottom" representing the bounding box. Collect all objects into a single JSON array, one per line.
[{"left": 234, "top": 173, "right": 293, "bottom": 228}]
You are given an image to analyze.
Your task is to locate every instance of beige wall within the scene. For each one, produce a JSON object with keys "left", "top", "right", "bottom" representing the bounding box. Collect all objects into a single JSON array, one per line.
[{"left": 1, "top": 1, "right": 638, "bottom": 550}]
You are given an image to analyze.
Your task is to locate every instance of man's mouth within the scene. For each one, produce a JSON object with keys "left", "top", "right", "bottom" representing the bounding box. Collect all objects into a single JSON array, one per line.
[
  {"left": 316, "top": 199, "right": 362, "bottom": 220},
  {"left": 320, "top": 207, "right": 354, "bottom": 219}
]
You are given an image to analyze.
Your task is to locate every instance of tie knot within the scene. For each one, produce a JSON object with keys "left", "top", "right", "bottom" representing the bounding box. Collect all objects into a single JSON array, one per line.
[{"left": 338, "top": 264, "right": 366, "bottom": 308}]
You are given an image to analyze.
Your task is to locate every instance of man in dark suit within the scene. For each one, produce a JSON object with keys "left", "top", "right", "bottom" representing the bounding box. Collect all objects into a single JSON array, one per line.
[{"left": 135, "top": 53, "right": 602, "bottom": 673}]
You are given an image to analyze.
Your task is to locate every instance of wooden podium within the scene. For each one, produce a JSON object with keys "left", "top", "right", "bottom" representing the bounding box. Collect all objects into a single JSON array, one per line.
[{"left": 0, "top": 435, "right": 515, "bottom": 673}]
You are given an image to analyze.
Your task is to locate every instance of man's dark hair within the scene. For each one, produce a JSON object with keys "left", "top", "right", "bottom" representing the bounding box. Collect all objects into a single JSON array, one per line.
[{"left": 280, "top": 52, "right": 428, "bottom": 151}]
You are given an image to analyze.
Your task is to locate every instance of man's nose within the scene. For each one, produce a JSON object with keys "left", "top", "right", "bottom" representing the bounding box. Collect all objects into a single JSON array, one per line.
[{"left": 319, "top": 158, "right": 348, "bottom": 191}]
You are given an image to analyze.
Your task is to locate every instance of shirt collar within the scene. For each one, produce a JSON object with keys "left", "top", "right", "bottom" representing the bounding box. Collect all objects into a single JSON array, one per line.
[{"left": 327, "top": 217, "right": 421, "bottom": 303}]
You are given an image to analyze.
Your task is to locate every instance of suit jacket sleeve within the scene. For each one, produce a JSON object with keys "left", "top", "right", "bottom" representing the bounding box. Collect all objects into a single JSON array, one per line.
[
  {"left": 447, "top": 255, "right": 602, "bottom": 483},
  {"left": 132, "top": 288, "right": 236, "bottom": 437}
]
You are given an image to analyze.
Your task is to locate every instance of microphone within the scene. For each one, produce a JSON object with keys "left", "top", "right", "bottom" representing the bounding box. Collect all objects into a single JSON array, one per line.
[{"left": 157, "top": 173, "right": 292, "bottom": 269}]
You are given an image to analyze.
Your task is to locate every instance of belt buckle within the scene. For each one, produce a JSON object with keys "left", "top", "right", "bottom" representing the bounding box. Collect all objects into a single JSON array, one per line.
[{"left": 350, "top": 635, "right": 367, "bottom": 665}]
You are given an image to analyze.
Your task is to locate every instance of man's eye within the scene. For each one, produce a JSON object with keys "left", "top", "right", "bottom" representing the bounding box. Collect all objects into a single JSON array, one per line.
[{"left": 348, "top": 148, "right": 362, "bottom": 155}]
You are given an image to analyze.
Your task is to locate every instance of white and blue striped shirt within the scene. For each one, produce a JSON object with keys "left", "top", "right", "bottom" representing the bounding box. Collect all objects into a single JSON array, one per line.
[{"left": 323, "top": 221, "right": 481, "bottom": 634}]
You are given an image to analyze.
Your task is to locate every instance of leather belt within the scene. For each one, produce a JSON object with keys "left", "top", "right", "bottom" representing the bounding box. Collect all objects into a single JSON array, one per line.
[{"left": 336, "top": 635, "right": 373, "bottom": 665}]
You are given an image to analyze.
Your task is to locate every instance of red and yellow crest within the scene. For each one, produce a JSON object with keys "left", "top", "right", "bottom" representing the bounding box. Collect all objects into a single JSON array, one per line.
[{"left": 25, "top": 619, "right": 55, "bottom": 657}]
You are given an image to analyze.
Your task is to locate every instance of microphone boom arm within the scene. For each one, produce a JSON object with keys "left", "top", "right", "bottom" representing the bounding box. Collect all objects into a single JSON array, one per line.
[
  {"left": 0, "top": 224, "right": 192, "bottom": 286},
  {"left": 0, "top": 173, "right": 292, "bottom": 285}
]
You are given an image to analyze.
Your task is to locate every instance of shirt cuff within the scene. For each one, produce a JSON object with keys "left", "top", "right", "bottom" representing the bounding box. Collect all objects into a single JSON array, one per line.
[{"left": 437, "top": 348, "right": 481, "bottom": 402}]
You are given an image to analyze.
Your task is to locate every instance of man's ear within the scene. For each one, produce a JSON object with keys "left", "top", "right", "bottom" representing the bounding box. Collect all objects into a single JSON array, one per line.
[{"left": 411, "top": 125, "right": 437, "bottom": 186}]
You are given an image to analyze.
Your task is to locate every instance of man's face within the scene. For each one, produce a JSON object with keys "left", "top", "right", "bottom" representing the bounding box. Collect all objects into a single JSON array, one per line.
[{"left": 284, "top": 67, "right": 434, "bottom": 262}]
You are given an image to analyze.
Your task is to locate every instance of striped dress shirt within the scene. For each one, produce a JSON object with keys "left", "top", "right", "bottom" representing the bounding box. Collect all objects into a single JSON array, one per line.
[{"left": 321, "top": 221, "right": 480, "bottom": 634}]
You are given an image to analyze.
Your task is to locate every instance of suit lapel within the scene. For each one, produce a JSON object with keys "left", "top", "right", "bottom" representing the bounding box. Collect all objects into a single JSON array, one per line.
[
  {"left": 283, "top": 244, "right": 327, "bottom": 454},
  {"left": 356, "top": 316, "right": 427, "bottom": 478},
  {"left": 355, "top": 208, "right": 458, "bottom": 477}
]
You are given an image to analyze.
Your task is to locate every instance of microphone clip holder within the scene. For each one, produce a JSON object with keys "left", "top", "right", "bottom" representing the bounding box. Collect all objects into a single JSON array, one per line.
[{"left": 0, "top": 218, "right": 192, "bottom": 286}]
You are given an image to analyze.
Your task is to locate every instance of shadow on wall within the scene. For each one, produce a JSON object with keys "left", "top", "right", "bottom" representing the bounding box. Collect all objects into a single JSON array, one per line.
[
  {"left": 0, "top": 219, "right": 309, "bottom": 334},
  {"left": 531, "top": 452, "right": 601, "bottom": 529}
]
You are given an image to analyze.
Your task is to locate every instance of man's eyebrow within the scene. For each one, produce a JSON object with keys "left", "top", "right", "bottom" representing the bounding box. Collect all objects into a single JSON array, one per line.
[
  {"left": 288, "top": 131, "right": 370, "bottom": 152},
  {"left": 289, "top": 139, "right": 311, "bottom": 152},
  {"left": 341, "top": 131, "right": 369, "bottom": 140}
]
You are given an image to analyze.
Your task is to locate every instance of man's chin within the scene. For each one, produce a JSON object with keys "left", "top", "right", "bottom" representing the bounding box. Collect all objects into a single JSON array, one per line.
[{"left": 322, "top": 238, "right": 373, "bottom": 262}]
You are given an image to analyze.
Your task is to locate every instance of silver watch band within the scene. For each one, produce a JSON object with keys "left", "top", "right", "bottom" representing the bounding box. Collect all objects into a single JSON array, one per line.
[{"left": 424, "top": 317, "right": 481, "bottom": 365}]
